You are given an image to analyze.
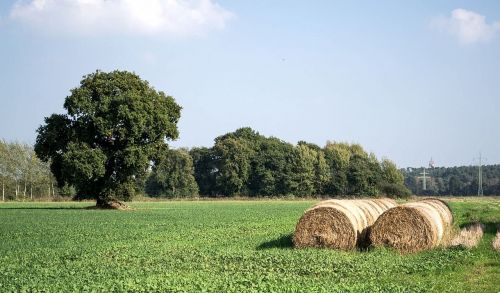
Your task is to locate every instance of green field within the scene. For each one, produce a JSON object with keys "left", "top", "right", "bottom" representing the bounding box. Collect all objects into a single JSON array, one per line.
[{"left": 0, "top": 199, "right": 499, "bottom": 292}]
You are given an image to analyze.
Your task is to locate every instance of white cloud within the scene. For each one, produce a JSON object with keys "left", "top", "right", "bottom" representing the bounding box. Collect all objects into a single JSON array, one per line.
[
  {"left": 431, "top": 8, "right": 500, "bottom": 44},
  {"left": 10, "top": 0, "right": 234, "bottom": 36}
]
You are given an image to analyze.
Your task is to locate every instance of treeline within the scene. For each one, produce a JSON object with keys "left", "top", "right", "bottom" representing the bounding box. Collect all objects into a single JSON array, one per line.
[
  {"left": 1, "top": 128, "right": 411, "bottom": 200},
  {"left": 0, "top": 140, "right": 60, "bottom": 200},
  {"left": 402, "top": 165, "right": 500, "bottom": 196},
  {"left": 145, "top": 128, "right": 410, "bottom": 198}
]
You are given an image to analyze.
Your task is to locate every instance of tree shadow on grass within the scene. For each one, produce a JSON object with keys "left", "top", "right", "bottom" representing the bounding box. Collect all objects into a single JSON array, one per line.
[
  {"left": 257, "top": 233, "right": 294, "bottom": 250},
  {"left": 0, "top": 207, "right": 91, "bottom": 210}
]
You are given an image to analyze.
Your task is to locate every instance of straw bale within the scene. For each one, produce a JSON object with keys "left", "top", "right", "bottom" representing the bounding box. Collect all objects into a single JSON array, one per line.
[
  {"left": 293, "top": 198, "right": 396, "bottom": 250},
  {"left": 369, "top": 198, "right": 453, "bottom": 253}
]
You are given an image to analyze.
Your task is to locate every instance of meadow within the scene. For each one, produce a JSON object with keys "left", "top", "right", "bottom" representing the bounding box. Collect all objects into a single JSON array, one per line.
[{"left": 0, "top": 198, "right": 499, "bottom": 292}]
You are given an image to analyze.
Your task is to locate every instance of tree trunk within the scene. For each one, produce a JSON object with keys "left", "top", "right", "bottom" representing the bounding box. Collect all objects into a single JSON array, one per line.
[
  {"left": 48, "top": 184, "right": 51, "bottom": 198},
  {"left": 23, "top": 181, "right": 27, "bottom": 198},
  {"left": 2, "top": 181, "right": 4, "bottom": 201},
  {"left": 96, "top": 197, "right": 107, "bottom": 208},
  {"left": 30, "top": 183, "right": 33, "bottom": 200},
  {"left": 15, "top": 183, "right": 18, "bottom": 200},
  {"left": 51, "top": 182, "right": 55, "bottom": 197},
  {"left": 95, "top": 197, "right": 129, "bottom": 210}
]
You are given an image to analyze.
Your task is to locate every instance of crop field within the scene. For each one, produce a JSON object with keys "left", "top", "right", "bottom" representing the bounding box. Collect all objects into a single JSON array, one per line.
[{"left": 0, "top": 198, "right": 499, "bottom": 292}]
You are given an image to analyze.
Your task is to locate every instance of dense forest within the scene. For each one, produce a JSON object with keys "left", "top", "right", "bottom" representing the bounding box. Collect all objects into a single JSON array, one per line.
[
  {"left": 145, "top": 127, "right": 409, "bottom": 198},
  {"left": 403, "top": 165, "right": 500, "bottom": 196}
]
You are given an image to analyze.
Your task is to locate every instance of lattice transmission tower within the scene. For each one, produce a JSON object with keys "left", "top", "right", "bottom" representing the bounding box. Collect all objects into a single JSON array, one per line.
[{"left": 418, "top": 168, "right": 430, "bottom": 191}]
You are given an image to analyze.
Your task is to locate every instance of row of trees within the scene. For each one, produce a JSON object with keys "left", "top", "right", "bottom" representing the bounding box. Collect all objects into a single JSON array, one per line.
[
  {"left": 8, "top": 131, "right": 499, "bottom": 199},
  {"left": 0, "top": 140, "right": 57, "bottom": 200},
  {"left": 145, "top": 128, "right": 410, "bottom": 198},
  {"left": 403, "top": 165, "right": 500, "bottom": 196}
]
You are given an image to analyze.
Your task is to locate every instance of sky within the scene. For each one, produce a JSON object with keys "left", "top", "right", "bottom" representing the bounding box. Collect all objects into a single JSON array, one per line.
[{"left": 0, "top": 0, "right": 499, "bottom": 168}]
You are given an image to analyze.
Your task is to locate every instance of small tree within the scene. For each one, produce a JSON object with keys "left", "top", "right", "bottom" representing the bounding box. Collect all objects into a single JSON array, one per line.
[
  {"left": 6, "top": 143, "right": 24, "bottom": 199},
  {"left": 379, "top": 158, "right": 410, "bottom": 198},
  {"left": 35, "top": 70, "right": 181, "bottom": 207}
]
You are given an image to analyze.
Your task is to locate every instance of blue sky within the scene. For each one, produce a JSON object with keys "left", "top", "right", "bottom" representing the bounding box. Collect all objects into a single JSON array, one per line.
[{"left": 1, "top": 1, "right": 499, "bottom": 167}]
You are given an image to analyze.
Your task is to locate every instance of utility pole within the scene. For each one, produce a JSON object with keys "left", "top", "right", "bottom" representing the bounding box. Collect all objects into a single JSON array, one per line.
[{"left": 477, "top": 152, "right": 483, "bottom": 196}]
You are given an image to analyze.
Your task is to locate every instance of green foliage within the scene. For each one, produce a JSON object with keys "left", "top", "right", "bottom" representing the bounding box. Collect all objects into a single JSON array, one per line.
[
  {"left": 214, "top": 137, "right": 253, "bottom": 196},
  {"left": 189, "top": 147, "right": 217, "bottom": 196},
  {"left": 379, "top": 159, "right": 410, "bottom": 197},
  {"left": 347, "top": 154, "right": 378, "bottom": 196},
  {"left": 248, "top": 136, "right": 295, "bottom": 196},
  {"left": 58, "top": 184, "right": 77, "bottom": 197},
  {"left": 62, "top": 142, "right": 106, "bottom": 187},
  {"left": 381, "top": 158, "right": 404, "bottom": 185},
  {"left": 313, "top": 149, "right": 331, "bottom": 195},
  {"left": 448, "top": 176, "right": 463, "bottom": 195},
  {"left": 323, "top": 142, "right": 351, "bottom": 194},
  {"left": 378, "top": 182, "right": 411, "bottom": 198},
  {"left": 189, "top": 128, "right": 408, "bottom": 197},
  {"left": 0, "top": 199, "right": 498, "bottom": 292},
  {"left": 403, "top": 165, "right": 500, "bottom": 196},
  {"left": 34, "top": 70, "right": 181, "bottom": 202},
  {"left": 0, "top": 140, "right": 55, "bottom": 200},
  {"left": 290, "top": 144, "right": 317, "bottom": 196},
  {"left": 146, "top": 148, "right": 199, "bottom": 197}
]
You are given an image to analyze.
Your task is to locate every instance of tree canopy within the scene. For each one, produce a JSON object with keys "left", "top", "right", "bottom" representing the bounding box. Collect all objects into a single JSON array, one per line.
[
  {"left": 34, "top": 70, "right": 181, "bottom": 206},
  {"left": 146, "top": 148, "right": 199, "bottom": 197},
  {"left": 186, "top": 127, "right": 410, "bottom": 198}
]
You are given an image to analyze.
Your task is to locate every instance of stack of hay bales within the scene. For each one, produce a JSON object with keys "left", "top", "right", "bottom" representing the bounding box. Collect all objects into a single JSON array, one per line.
[
  {"left": 293, "top": 198, "right": 397, "bottom": 250},
  {"left": 369, "top": 198, "right": 453, "bottom": 253}
]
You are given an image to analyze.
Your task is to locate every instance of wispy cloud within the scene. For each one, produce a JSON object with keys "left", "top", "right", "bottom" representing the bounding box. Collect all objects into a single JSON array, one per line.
[
  {"left": 10, "top": 0, "right": 234, "bottom": 37},
  {"left": 431, "top": 8, "right": 500, "bottom": 44}
]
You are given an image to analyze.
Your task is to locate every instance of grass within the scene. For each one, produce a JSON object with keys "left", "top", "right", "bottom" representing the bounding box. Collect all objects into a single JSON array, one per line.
[{"left": 0, "top": 198, "right": 499, "bottom": 292}]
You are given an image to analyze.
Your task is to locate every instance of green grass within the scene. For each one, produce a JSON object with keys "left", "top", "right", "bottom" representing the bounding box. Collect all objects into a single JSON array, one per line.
[{"left": 0, "top": 199, "right": 499, "bottom": 292}]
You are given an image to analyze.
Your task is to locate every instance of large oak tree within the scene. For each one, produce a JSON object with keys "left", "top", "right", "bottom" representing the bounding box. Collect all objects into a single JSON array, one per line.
[{"left": 35, "top": 70, "right": 181, "bottom": 207}]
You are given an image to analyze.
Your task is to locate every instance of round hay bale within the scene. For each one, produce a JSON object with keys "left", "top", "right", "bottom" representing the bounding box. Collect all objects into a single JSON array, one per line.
[
  {"left": 422, "top": 197, "right": 454, "bottom": 224},
  {"left": 369, "top": 198, "right": 453, "bottom": 253},
  {"left": 293, "top": 198, "right": 397, "bottom": 250}
]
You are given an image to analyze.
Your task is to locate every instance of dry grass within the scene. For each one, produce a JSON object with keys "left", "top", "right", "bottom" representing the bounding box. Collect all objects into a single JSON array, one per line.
[
  {"left": 450, "top": 222, "right": 485, "bottom": 249},
  {"left": 293, "top": 198, "right": 396, "bottom": 250},
  {"left": 369, "top": 198, "right": 453, "bottom": 253},
  {"left": 493, "top": 224, "right": 500, "bottom": 251}
]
